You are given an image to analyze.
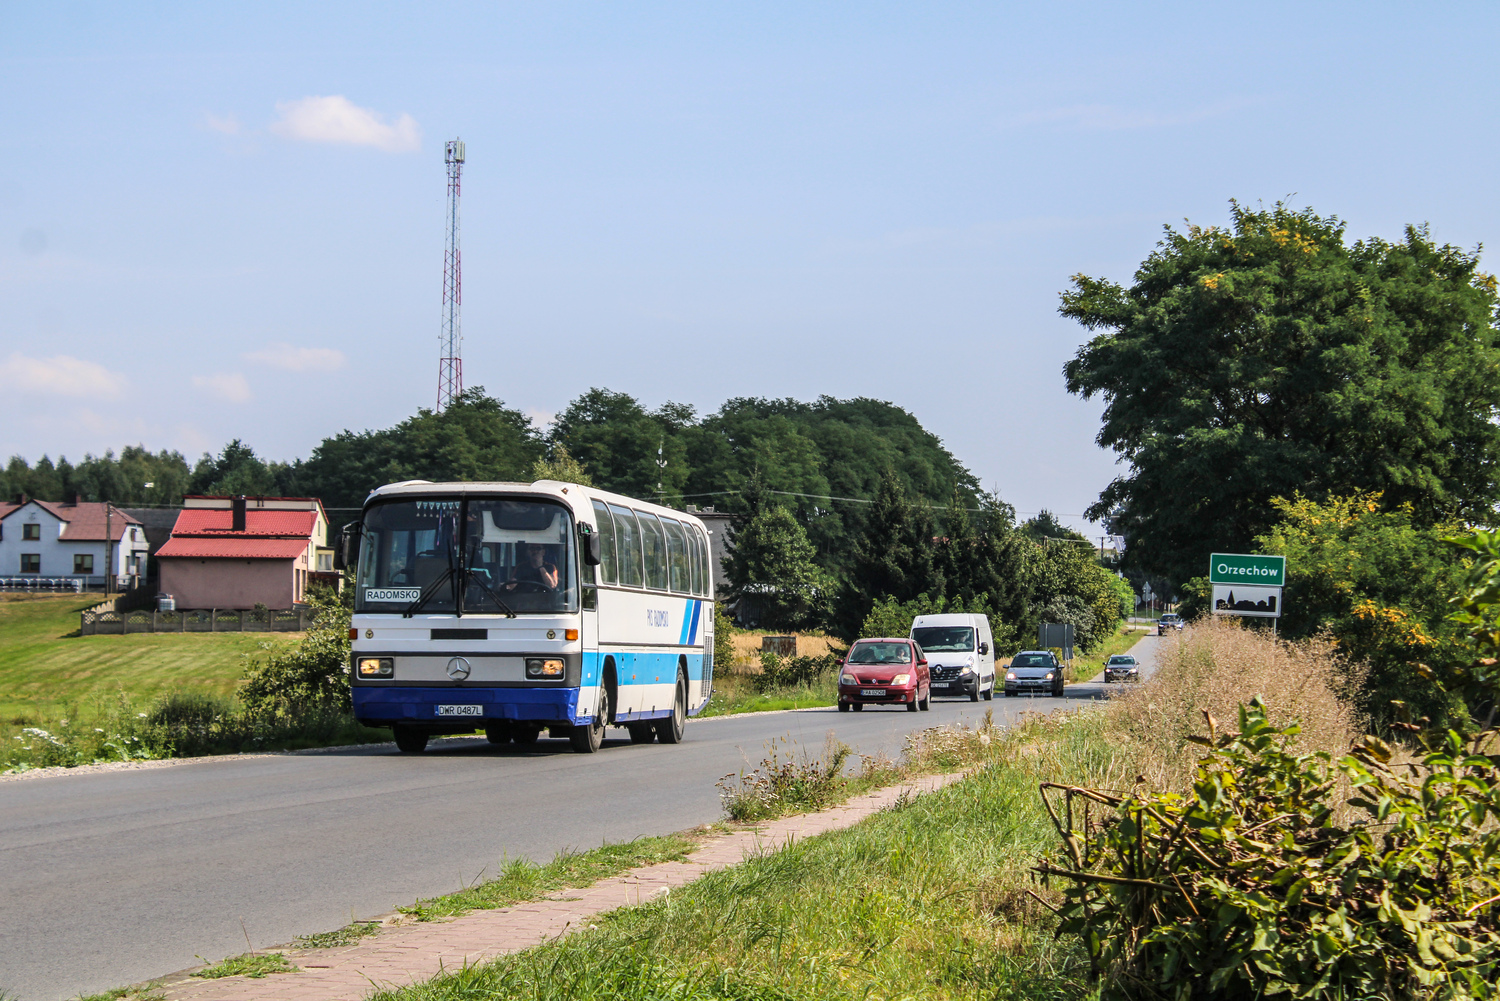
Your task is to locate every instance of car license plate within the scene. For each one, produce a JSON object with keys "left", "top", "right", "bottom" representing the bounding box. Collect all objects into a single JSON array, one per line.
[
  {"left": 436, "top": 704, "right": 484, "bottom": 717},
  {"left": 859, "top": 689, "right": 886, "bottom": 697}
]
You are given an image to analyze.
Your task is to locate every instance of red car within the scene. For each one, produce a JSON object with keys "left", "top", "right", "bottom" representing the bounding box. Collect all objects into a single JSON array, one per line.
[{"left": 837, "top": 637, "right": 931, "bottom": 712}]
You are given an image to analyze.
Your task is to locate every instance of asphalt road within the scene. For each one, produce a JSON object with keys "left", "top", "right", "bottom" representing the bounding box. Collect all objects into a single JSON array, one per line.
[{"left": 0, "top": 635, "right": 1159, "bottom": 1001}]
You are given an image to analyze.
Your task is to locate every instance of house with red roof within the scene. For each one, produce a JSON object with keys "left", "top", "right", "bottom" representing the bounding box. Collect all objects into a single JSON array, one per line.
[
  {"left": 0, "top": 498, "right": 149, "bottom": 587},
  {"left": 156, "top": 495, "right": 329, "bottom": 610}
]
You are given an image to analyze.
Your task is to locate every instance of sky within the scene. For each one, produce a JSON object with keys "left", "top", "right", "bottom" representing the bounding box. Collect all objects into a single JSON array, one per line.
[{"left": 4, "top": 2, "right": 1499, "bottom": 532}]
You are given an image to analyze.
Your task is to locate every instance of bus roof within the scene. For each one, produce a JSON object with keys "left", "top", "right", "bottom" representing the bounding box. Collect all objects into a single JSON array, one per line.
[{"left": 362, "top": 480, "right": 709, "bottom": 531}]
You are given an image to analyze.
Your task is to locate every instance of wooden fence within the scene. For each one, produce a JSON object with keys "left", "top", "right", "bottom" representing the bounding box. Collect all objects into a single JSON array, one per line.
[{"left": 79, "top": 607, "right": 312, "bottom": 636}]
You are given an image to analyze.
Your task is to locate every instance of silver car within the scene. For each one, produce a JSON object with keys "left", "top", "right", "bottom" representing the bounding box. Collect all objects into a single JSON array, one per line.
[
  {"left": 1004, "top": 650, "right": 1065, "bottom": 697},
  {"left": 1103, "top": 654, "right": 1139, "bottom": 683}
]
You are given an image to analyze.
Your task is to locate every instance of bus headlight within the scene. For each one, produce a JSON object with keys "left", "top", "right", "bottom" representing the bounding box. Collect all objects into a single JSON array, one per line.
[
  {"left": 357, "top": 657, "right": 393, "bottom": 678},
  {"left": 526, "top": 658, "right": 565, "bottom": 678}
]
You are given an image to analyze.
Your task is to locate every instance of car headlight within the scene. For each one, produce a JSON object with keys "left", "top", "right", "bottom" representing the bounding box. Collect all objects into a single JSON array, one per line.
[
  {"left": 526, "top": 658, "right": 565, "bottom": 678},
  {"left": 1044, "top": 672, "right": 1054, "bottom": 680},
  {"left": 892, "top": 674, "right": 911, "bottom": 686},
  {"left": 357, "top": 657, "right": 393, "bottom": 678},
  {"left": 841, "top": 673, "right": 857, "bottom": 686},
  {"left": 1005, "top": 671, "right": 1016, "bottom": 681},
  {"left": 961, "top": 665, "right": 974, "bottom": 674}
]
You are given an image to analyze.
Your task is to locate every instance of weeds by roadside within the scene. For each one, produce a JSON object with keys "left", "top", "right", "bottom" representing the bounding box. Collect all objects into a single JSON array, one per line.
[
  {"left": 292, "top": 921, "right": 382, "bottom": 950},
  {"left": 70, "top": 988, "right": 164, "bottom": 1001},
  {"left": 190, "top": 953, "right": 296, "bottom": 979},
  {"left": 398, "top": 833, "right": 704, "bottom": 921}
]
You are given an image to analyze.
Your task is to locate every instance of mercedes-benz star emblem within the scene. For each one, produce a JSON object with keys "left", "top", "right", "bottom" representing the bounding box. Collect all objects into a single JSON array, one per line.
[{"left": 446, "top": 657, "right": 472, "bottom": 681}]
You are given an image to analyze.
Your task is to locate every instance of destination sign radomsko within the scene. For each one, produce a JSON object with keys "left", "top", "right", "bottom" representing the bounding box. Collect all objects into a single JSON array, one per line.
[{"left": 1209, "top": 553, "right": 1286, "bottom": 587}]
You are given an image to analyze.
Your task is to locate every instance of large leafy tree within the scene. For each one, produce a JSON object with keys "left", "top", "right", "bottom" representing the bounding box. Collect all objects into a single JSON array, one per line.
[
  {"left": 287, "top": 387, "right": 542, "bottom": 509},
  {"left": 1062, "top": 201, "right": 1500, "bottom": 586},
  {"left": 830, "top": 471, "right": 945, "bottom": 639}
]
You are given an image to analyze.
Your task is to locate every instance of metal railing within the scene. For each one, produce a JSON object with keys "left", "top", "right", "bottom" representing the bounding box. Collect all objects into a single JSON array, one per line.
[{"left": 0, "top": 577, "right": 84, "bottom": 592}]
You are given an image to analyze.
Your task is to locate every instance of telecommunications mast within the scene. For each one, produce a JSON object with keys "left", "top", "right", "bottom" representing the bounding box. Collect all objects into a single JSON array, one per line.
[{"left": 437, "top": 138, "right": 466, "bottom": 409}]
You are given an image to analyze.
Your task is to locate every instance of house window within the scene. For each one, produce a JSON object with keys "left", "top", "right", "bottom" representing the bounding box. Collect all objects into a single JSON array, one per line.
[
  {"left": 75, "top": 554, "right": 95, "bottom": 575},
  {"left": 23, "top": 523, "right": 41, "bottom": 541},
  {"left": 20, "top": 554, "right": 40, "bottom": 574}
]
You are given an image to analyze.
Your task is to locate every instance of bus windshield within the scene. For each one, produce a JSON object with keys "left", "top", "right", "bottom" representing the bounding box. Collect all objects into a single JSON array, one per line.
[{"left": 356, "top": 497, "right": 578, "bottom": 614}]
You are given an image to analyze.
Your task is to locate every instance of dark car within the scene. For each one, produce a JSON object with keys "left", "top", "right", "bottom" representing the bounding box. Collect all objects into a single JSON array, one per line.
[
  {"left": 838, "top": 638, "right": 931, "bottom": 712},
  {"left": 1103, "top": 654, "right": 1139, "bottom": 683},
  {"left": 1004, "top": 650, "right": 1065, "bottom": 697},
  {"left": 1157, "top": 613, "right": 1183, "bottom": 636}
]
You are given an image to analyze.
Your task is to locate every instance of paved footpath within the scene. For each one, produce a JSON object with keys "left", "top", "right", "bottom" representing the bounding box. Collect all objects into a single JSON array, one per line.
[{"left": 155, "top": 771, "right": 966, "bottom": 1001}]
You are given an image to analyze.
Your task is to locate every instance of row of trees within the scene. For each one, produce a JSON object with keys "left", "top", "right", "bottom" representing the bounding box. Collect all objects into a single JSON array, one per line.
[{"left": 724, "top": 470, "right": 1132, "bottom": 651}]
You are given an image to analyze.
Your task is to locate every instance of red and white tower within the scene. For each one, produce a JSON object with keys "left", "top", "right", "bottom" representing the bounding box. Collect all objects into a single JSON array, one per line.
[{"left": 437, "top": 138, "right": 465, "bottom": 409}]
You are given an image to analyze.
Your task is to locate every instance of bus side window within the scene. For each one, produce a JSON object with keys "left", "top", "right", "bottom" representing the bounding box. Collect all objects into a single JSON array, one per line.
[
  {"left": 663, "top": 518, "right": 689, "bottom": 593},
  {"left": 591, "top": 500, "right": 618, "bottom": 585},
  {"left": 693, "top": 529, "right": 707, "bottom": 595},
  {"left": 608, "top": 504, "right": 644, "bottom": 587},
  {"left": 685, "top": 524, "right": 701, "bottom": 595},
  {"left": 637, "top": 511, "right": 669, "bottom": 591}
]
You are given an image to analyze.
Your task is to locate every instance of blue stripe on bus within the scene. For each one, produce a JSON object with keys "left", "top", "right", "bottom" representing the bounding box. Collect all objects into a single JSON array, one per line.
[{"left": 686, "top": 599, "right": 702, "bottom": 645}]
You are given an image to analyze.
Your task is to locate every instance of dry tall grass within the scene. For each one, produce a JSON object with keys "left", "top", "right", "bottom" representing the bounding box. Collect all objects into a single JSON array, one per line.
[
  {"left": 727, "top": 631, "right": 841, "bottom": 671},
  {"left": 1103, "top": 617, "right": 1367, "bottom": 794}
]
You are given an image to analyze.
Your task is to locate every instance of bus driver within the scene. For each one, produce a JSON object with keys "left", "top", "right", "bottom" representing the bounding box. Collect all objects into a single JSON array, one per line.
[{"left": 507, "top": 542, "right": 559, "bottom": 590}]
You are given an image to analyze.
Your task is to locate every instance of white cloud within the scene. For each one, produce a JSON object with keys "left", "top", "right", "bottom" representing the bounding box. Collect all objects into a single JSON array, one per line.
[
  {"left": 269, "top": 96, "right": 421, "bottom": 152},
  {"left": 191, "top": 372, "right": 253, "bottom": 403},
  {"left": 205, "top": 112, "right": 241, "bottom": 135},
  {"left": 242, "top": 343, "right": 347, "bottom": 372},
  {"left": 1, "top": 353, "right": 127, "bottom": 399}
]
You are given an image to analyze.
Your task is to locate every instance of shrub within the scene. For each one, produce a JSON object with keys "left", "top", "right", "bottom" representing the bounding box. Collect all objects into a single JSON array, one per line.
[
  {"left": 1039, "top": 699, "right": 1500, "bottom": 999},
  {"left": 238, "top": 597, "right": 351, "bottom": 714},
  {"left": 753, "top": 652, "right": 839, "bottom": 693}
]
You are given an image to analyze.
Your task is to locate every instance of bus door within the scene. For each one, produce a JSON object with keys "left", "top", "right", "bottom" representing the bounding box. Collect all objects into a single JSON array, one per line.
[{"left": 579, "top": 581, "right": 601, "bottom": 720}]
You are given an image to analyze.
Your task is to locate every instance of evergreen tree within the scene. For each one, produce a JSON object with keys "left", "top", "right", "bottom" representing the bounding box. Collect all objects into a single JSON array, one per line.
[
  {"left": 830, "top": 470, "right": 944, "bottom": 640},
  {"left": 722, "top": 504, "right": 828, "bottom": 632}
]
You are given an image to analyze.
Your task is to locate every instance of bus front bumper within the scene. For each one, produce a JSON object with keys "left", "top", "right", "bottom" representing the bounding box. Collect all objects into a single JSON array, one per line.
[{"left": 353, "top": 686, "right": 584, "bottom": 727}]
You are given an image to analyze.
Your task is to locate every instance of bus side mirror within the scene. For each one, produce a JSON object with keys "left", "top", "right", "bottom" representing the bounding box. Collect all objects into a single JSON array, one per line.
[
  {"left": 335, "top": 522, "right": 361, "bottom": 571},
  {"left": 580, "top": 526, "right": 602, "bottom": 566},
  {"left": 978, "top": 642, "right": 989, "bottom": 655}
]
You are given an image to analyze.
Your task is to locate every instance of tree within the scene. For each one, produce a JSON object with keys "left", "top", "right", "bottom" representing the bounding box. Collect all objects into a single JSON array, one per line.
[
  {"left": 1252, "top": 492, "right": 1468, "bottom": 727},
  {"left": 547, "top": 388, "right": 689, "bottom": 501},
  {"left": 1027, "top": 541, "right": 1124, "bottom": 651},
  {"left": 1019, "top": 510, "right": 1089, "bottom": 545},
  {"left": 1061, "top": 201, "right": 1500, "bottom": 586},
  {"left": 722, "top": 504, "right": 828, "bottom": 632},
  {"left": 531, "top": 443, "right": 593, "bottom": 486},
  {"left": 189, "top": 440, "right": 282, "bottom": 496},
  {"left": 830, "top": 471, "right": 944, "bottom": 640}
]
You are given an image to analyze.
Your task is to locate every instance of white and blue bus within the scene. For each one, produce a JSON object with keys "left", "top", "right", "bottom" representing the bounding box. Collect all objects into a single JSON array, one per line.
[{"left": 339, "top": 480, "right": 715, "bottom": 753}]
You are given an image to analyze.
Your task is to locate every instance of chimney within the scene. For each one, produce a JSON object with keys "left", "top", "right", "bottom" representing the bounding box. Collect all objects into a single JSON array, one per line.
[
  {"left": 232, "top": 495, "right": 247, "bottom": 532},
  {"left": 71, "top": 493, "right": 83, "bottom": 506}
]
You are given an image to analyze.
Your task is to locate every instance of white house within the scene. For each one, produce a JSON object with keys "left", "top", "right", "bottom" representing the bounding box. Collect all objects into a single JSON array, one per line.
[{"left": 0, "top": 498, "right": 150, "bottom": 588}]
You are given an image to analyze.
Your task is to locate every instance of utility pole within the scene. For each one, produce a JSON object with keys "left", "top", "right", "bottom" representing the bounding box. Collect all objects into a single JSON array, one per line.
[{"left": 104, "top": 503, "right": 113, "bottom": 600}]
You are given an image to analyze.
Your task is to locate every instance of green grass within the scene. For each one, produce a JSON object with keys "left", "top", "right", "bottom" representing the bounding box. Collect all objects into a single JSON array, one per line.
[
  {"left": 372, "top": 711, "right": 1115, "bottom": 1001},
  {"left": 71, "top": 988, "right": 164, "bottom": 1001},
  {"left": 399, "top": 833, "right": 705, "bottom": 921},
  {"left": 190, "top": 952, "right": 297, "bottom": 979},
  {"left": 0, "top": 594, "right": 298, "bottom": 723}
]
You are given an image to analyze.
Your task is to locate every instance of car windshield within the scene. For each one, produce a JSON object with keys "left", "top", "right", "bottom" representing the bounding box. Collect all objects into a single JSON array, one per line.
[
  {"left": 1108, "top": 656, "right": 1135, "bottom": 665},
  {"left": 912, "top": 626, "right": 974, "bottom": 652},
  {"left": 1161, "top": 614, "right": 1180, "bottom": 622},
  {"left": 1011, "top": 653, "right": 1053, "bottom": 668},
  {"left": 356, "top": 497, "right": 577, "bottom": 614},
  {"left": 847, "top": 642, "right": 912, "bottom": 665}
]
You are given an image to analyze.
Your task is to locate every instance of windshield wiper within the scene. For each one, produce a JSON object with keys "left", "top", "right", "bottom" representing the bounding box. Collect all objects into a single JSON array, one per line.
[
  {"left": 462, "top": 567, "right": 517, "bottom": 618},
  {"left": 403, "top": 567, "right": 457, "bottom": 618}
]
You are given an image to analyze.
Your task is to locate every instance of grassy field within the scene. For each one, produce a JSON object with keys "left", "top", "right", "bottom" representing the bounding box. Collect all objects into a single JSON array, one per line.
[
  {"left": 373, "top": 618, "right": 1360, "bottom": 1001},
  {"left": 0, "top": 594, "right": 299, "bottom": 723}
]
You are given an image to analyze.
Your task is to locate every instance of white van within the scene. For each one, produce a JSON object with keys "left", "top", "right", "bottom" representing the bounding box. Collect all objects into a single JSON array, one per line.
[{"left": 910, "top": 613, "right": 996, "bottom": 701}]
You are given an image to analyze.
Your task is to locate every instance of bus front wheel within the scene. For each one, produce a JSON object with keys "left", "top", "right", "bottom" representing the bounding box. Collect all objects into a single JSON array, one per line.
[
  {"left": 655, "top": 673, "right": 687, "bottom": 744},
  {"left": 571, "top": 688, "right": 610, "bottom": 753}
]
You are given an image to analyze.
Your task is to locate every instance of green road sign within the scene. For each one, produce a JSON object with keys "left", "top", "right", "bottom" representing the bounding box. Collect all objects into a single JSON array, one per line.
[{"left": 1209, "top": 553, "right": 1286, "bottom": 587}]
